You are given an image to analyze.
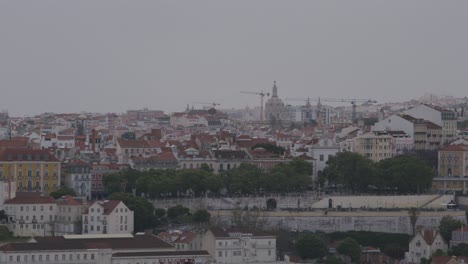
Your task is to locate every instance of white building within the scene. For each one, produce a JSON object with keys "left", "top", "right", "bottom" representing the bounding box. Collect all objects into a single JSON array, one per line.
[
  {"left": 83, "top": 200, "right": 134, "bottom": 235},
  {"left": 55, "top": 195, "right": 87, "bottom": 235},
  {"left": 202, "top": 227, "right": 277, "bottom": 264},
  {"left": 4, "top": 193, "right": 58, "bottom": 237},
  {"left": 405, "top": 229, "right": 447, "bottom": 264},
  {"left": 63, "top": 159, "right": 92, "bottom": 200},
  {"left": 405, "top": 104, "right": 457, "bottom": 145},
  {"left": 0, "top": 178, "right": 16, "bottom": 210},
  {"left": 0, "top": 233, "right": 213, "bottom": 264}
]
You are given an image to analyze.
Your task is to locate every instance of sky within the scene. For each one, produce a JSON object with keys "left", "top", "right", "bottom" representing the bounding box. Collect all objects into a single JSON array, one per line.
[{"left": 1, "top": 1, "right": 468, "bottom": 116}]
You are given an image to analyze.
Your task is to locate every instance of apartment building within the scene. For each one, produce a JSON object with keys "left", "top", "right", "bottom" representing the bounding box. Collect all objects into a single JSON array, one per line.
[
  {"left": 0, "top": 233, "right": 213, "bottom": 264},
  {"left": 432, "top": 144, "right": 468, "bottom": 193},
  {"left": 83, "top": 200, "right": 134, "bottom": 235},
  {"left": 405, "top": 104, "right": 457, "bottom": 145},
  {"left": 202, "top": 227, "right": 276, "bottom": 264},
  {"left": 0, "top": 148, "right": 60, "bottom": 194},
  {"left": 63, "top": 159, "right": 92, "bottom": 200},
  {"left": 55, "top": 195, "right": 87, "bottom": 235},
  {"left": 4, "top": 192, "right": 58, "bottom": 237},
  {"left": 353, "top": 133, "right": 393, "bottom": 162}
]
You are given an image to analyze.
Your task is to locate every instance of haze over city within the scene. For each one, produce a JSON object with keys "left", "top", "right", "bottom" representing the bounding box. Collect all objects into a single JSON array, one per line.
[{"left": 1, "top": 0, "right": 468, "bottom": 116}]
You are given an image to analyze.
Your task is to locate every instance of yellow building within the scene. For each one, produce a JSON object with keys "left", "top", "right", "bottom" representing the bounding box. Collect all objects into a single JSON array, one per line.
[
  {"left": 354, "top": 133, "right": 393, "bottom": 162},
  {"left": 0, "top": 149, "right": 61, "bottom": 194},
  {"left": 432, "top": 144, "right": 468, "bottom": 193}
]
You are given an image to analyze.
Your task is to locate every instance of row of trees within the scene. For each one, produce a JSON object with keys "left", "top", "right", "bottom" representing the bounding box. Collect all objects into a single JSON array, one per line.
[
  {"left": 296, "top": 234, "right": 361, "bottom": 263},
  {"left": 108, "top": 192, "right": 210, "bottom": 231},
  {"left": 104, "top": 159, "right": 313, "bottom": 198},
  {"left": 320, "top": 152, "right": 434, "bottom": 194}
]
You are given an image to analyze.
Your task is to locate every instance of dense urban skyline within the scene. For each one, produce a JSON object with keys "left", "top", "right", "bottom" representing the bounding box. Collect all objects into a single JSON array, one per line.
[{"left": 1, "top": 1, "right": 468, "bottom": 116}]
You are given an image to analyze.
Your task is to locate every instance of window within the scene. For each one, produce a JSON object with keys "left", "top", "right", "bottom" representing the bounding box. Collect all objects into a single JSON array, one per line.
[
  {"left": 319, "top": 154, "right": 324, "bottom": 161},
  {"left": 91, "top": 254, "right": 95, "bottom": 260},
  {"left": 69, "top": 254, "right": 73, "bottom": 260},
  {"left": 218, "top": 251, "right": 222, "bottom": 257}
]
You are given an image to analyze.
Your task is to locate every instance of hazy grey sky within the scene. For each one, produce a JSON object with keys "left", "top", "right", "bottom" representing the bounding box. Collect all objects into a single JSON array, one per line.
[{"left": 1, "top": 1, "right": 468, "bottom": 116}]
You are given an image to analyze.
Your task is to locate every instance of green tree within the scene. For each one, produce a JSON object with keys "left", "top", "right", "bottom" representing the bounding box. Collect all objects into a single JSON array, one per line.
[
  {"left": 193, "top": 209, "right": 211, "bottom": 224},
  {"left": 167, "top": 205, "right": 190, "bottom": 220},
  {"left": 295, "top": 234, "right": 328, "bottom": 260},
  {"left": 377, "top": 155, "right": 433, "bottom": 194},
  {"left": 439, "top": 216, "right": 463, "bottom": 242},
  {"left": 325, "top": 256, "right": 344, "bottom": 264},
  {"left": 104, "top": 172, "right": 127, "bottom": 195},
  {"left": 50, "top": 187, "right": 77, "bottom": 199},
  {"left": 420, "top": 257, "right": 430, "bottom": 264},
  {"left": 408, "top": 207, "right": 420, "bottom": 235},
  {"left": 432, "top": 249, "right": 448, "bottom": 257},
  {"left": 323, "top": 152, "right": 376, "bottom": 193},
  {"left": 251, "top": 144, "right": 286, "bottom": 155},
  {"left": 108, "top": 192, "right": 157, "bottom": 231},
  {"left": 337, "top": 237, "right": 361, "bottom": 263},
  {"left": 451, "top": 243, "right": 468, "bottom": 257},
  {"left": 383, "top": 243, "right": 406, "bottom": 260}
]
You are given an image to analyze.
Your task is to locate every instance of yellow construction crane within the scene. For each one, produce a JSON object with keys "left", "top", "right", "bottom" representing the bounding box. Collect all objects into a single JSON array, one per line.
[{"left": 240, "top": 91, "right": 270, "bottom": 121}]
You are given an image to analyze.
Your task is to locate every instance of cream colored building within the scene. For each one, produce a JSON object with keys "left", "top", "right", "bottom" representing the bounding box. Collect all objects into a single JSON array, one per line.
[
  {"left": 83, "top": 200, "right": 134, "bottom": 235},
  {"left": 0, "top": 233, "right": 213, "bottom": 264},
  {"left": 202, "top": 227, "right": 276, "bottom": 264},
  {"left": 4, "top": 192, "right": 58, "bottom": 237},
  {"left": 353, "top": 133, "right": 392, "bottom": 162}
]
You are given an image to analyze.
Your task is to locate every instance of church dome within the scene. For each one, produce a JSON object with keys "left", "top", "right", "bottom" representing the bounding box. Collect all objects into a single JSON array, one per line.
[{"left": 264, "top": 81, "right": 286, "bottom": 121}]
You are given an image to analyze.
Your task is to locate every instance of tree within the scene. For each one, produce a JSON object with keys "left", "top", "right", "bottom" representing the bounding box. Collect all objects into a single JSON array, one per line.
[
  {"left": 323, "top": 152, "right": 376, "bottom": 193},
  {"left": 167, "top": 205, "right": 190, "bottom": 220},
  {"left": 439, "top": 216, "right": 463, "bottom": 242},
  {"left": 451, "top": 243, "right": 468, "bottom": 257},
  {"left": 325, "top": 256, "right": 344, "bottom": 264},
  {"left": 408, "top": 207, "right": 420, "bottom": 235},
  {"left": 50, "top": 187, "right": 76, "bottom": 199},
  {"left": 432, "top": 249, "right": 448, "bottom": 257},
  {"left": 193, "top": 209, "right": 211, "bottom": 224},
  {"left": 251, "top": 144, "right": 286, "bottom": 155},
  {"left": 377, "top": 155, "right": 433, "bottom": 194},
  {"left": 295, "top": 234, "right": 328, "bottom": 260},
  {"left": 337, "top": 237, "right": 361, "bottom": 263},
  {"left": 383, "top": 243, "right": 406, "bottom": 260}
]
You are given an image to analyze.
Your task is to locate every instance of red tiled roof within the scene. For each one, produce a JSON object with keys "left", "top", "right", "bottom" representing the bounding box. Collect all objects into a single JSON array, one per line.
[
  {"left": 117, "top": 139, "right": 149, "bottom": 149},
  {"left": 5, "top": 193, "right": 56, "bottom": 205},
  {"left": 56, "top": 195, "right": 84, "bottom": 206},
  {"left": 440, "top": 144, "right": 468, "bottom": 152},
  {"left": 88, "top": 200, "right": 122, "bottom": 215},
  {"left": 0, "top": 235, "right": 173, "bottom": 252},
  {"left": 0, "top": 148, "right": 59, "bottom": 162},
  {"left": 0, "top": 139, "right": 29, "bottom": 149}
]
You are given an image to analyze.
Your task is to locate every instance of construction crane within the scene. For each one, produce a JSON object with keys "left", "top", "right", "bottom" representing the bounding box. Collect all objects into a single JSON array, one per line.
[
  {"left": 192, "top": 102, "right": 221, "bottom": 109},
  {"left": 240, "top": 91, "right": 270, "bottom": 121},
  {"left": 285, "top": 97, "right": 377, "bottom": 123}
]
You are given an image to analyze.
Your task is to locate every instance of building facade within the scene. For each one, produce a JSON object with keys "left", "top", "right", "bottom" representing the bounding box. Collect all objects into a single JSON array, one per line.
[
  {"left": 0, "top": 149, "right": 61, "bottom": 194},
  {"left": 83, "top": 200, "right": 134, "bottom": 235},
  {"left": 202, "top": 227, "right": 276, "bottom": 264}
]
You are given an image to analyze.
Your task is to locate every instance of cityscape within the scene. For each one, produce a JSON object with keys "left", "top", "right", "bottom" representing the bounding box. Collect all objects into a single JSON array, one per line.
[{"left": 2, "top": 1, "right": 468, "bottom": 264}]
